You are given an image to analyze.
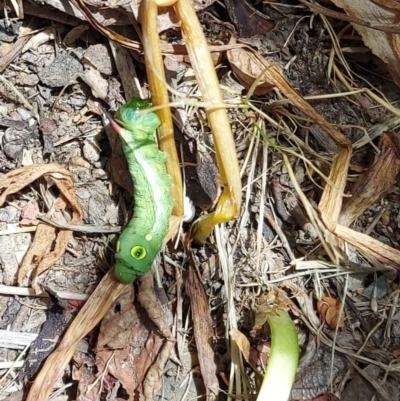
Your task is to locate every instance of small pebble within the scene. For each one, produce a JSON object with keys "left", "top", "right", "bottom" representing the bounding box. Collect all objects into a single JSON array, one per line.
[
  {"left": 82, "top": 138, "right": 101, "bottom": 163},
  {"left": 92, "top": 168, "right": 109, "bottom": 180},
  {"left": 38, "top": 51, "right": 83, "bottom": 87},
  {"left": 364, "top": 275, "right": 388, "bottom": 299},
  {"left": 82, "top": 44, "right": 114, "bottom": 76},
  {"left": 17, "top": 108, "right": 33, "bottom": 121},
  {"left": 76, "top": 188, "right": 91, "bottom": 199}
]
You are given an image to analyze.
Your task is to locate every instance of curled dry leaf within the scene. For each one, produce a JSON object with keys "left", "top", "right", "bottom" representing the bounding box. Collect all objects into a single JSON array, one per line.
[
  {"left": 0, "top": 163, "right": 83, "bottom": 283},
  {"left": 226, "top": 46, "right": 275, "bottom": 95},
  {"left": 317, "top": 296, "right": 345, "bottom": 330}
]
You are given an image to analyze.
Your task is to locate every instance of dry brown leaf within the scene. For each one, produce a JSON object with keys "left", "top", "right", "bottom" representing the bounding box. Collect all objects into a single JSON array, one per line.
[
  {"left": 71, "top": 0, "right": 185, "bottom": 54},
  {"left": 90, "top": 284, "right": 165, "bottom": 401},
  {"left": 226, "top": 46, "right": 275, "bottom": 95},
  {"left": 18, "top": 224, "right": 57, "bottom": 281},
  {"left": 91, "top": 279, "right": 170, "bottom": 399},
  {"left": 97, "top": 286, "right": 137, "bottom": 349},
  {"left": 141, "top": 339, "right": 176, "bottom": 401},
  {"left": 0, "top": 163, "right": 83, "bottom": 283},
  {"left": 72, "top": 360, "right": 98, "bottom": 401},
  {"left": 136, "top": 273, "right": 176, "bottom": 400},
  {"left": 230, "top": 329, "right": 251, "bottom": 365},
  {"left": 137, "top": 271, "right": 173, "bottom": 338},
  {"left": 230, "top": 328, "right": 263, "bottom": 381},
  {"left": 317, "top": 296, "right": 345, "bottom": 329}
]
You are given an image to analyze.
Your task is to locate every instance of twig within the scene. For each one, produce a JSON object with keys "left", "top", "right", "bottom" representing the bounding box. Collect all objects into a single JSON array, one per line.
[{"left": 37, "top": 216, "right": 121, "bottom": 234}]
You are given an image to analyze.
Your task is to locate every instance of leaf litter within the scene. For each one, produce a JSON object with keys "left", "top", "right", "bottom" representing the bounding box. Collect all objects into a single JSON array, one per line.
[
  {"left": 0, "top": 163, "right": 83, "bottom": 284},
  {"left": 1, "top": 1, "right": 400, "bottom": 401}
]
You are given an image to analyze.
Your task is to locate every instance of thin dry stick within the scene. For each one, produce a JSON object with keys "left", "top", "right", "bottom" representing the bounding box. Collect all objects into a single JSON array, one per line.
[{"left": 256, "top": 130, "right": 268, "bottom": 271}]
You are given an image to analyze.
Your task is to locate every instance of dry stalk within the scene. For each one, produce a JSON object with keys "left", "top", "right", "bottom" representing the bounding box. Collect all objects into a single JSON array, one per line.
[
  {"left": 174, "top": 0, "right": 242, "bottom": 243},
  {"left": 141, "top": 0, "right": 183, "bottom": 225}
]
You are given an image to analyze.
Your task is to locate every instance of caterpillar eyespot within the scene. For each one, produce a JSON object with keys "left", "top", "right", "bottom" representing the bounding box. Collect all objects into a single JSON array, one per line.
[
  {"left": 131, "top": 246, "right": 146, "bottom": 260},
  {"left": 110, "top": 98, "right": 175, "bottom": 284}
]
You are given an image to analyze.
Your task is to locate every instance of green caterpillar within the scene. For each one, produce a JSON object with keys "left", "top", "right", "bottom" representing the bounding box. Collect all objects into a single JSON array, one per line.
[{"left": 109, "top": 98, "right": 174, "bottom": 283}]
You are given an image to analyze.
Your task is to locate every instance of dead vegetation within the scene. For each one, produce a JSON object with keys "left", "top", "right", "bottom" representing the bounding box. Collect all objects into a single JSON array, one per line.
[{"left": 1, "top": 1, "right": 400, "bottom": 401}]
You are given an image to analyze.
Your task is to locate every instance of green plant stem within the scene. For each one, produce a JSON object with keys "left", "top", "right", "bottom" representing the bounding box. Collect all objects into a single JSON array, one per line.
[{"left": 257, "top": 308, "right": 299, "bottom": 401}]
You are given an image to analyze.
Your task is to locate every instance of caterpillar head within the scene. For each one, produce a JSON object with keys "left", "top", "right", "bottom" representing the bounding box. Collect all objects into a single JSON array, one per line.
[
  {"left": 116, "top": 98, "right": 161, "bottom": 135},
  {"left": 114, "top": 233, "right": 159, "bottom": 284}
]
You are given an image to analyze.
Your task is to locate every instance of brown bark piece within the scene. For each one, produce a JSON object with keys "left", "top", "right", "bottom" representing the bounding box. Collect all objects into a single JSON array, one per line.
[
  {"left": 223, "top": 0, "right": 275, "bottom": 39},
  {"left": 185, "top": 265, "right": 219, "bottom": 400},
  {"left": 334, "top": 224, "right": 400, "bottom": 268}
]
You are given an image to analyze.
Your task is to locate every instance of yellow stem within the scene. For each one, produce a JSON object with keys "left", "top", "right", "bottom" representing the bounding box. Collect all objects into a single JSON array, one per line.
[
  {"left": 174, "top": 0, "right": 242, "bottom": 242},
  {"left": 141, "top": 0, "right": 184, "bottom": 221}
]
